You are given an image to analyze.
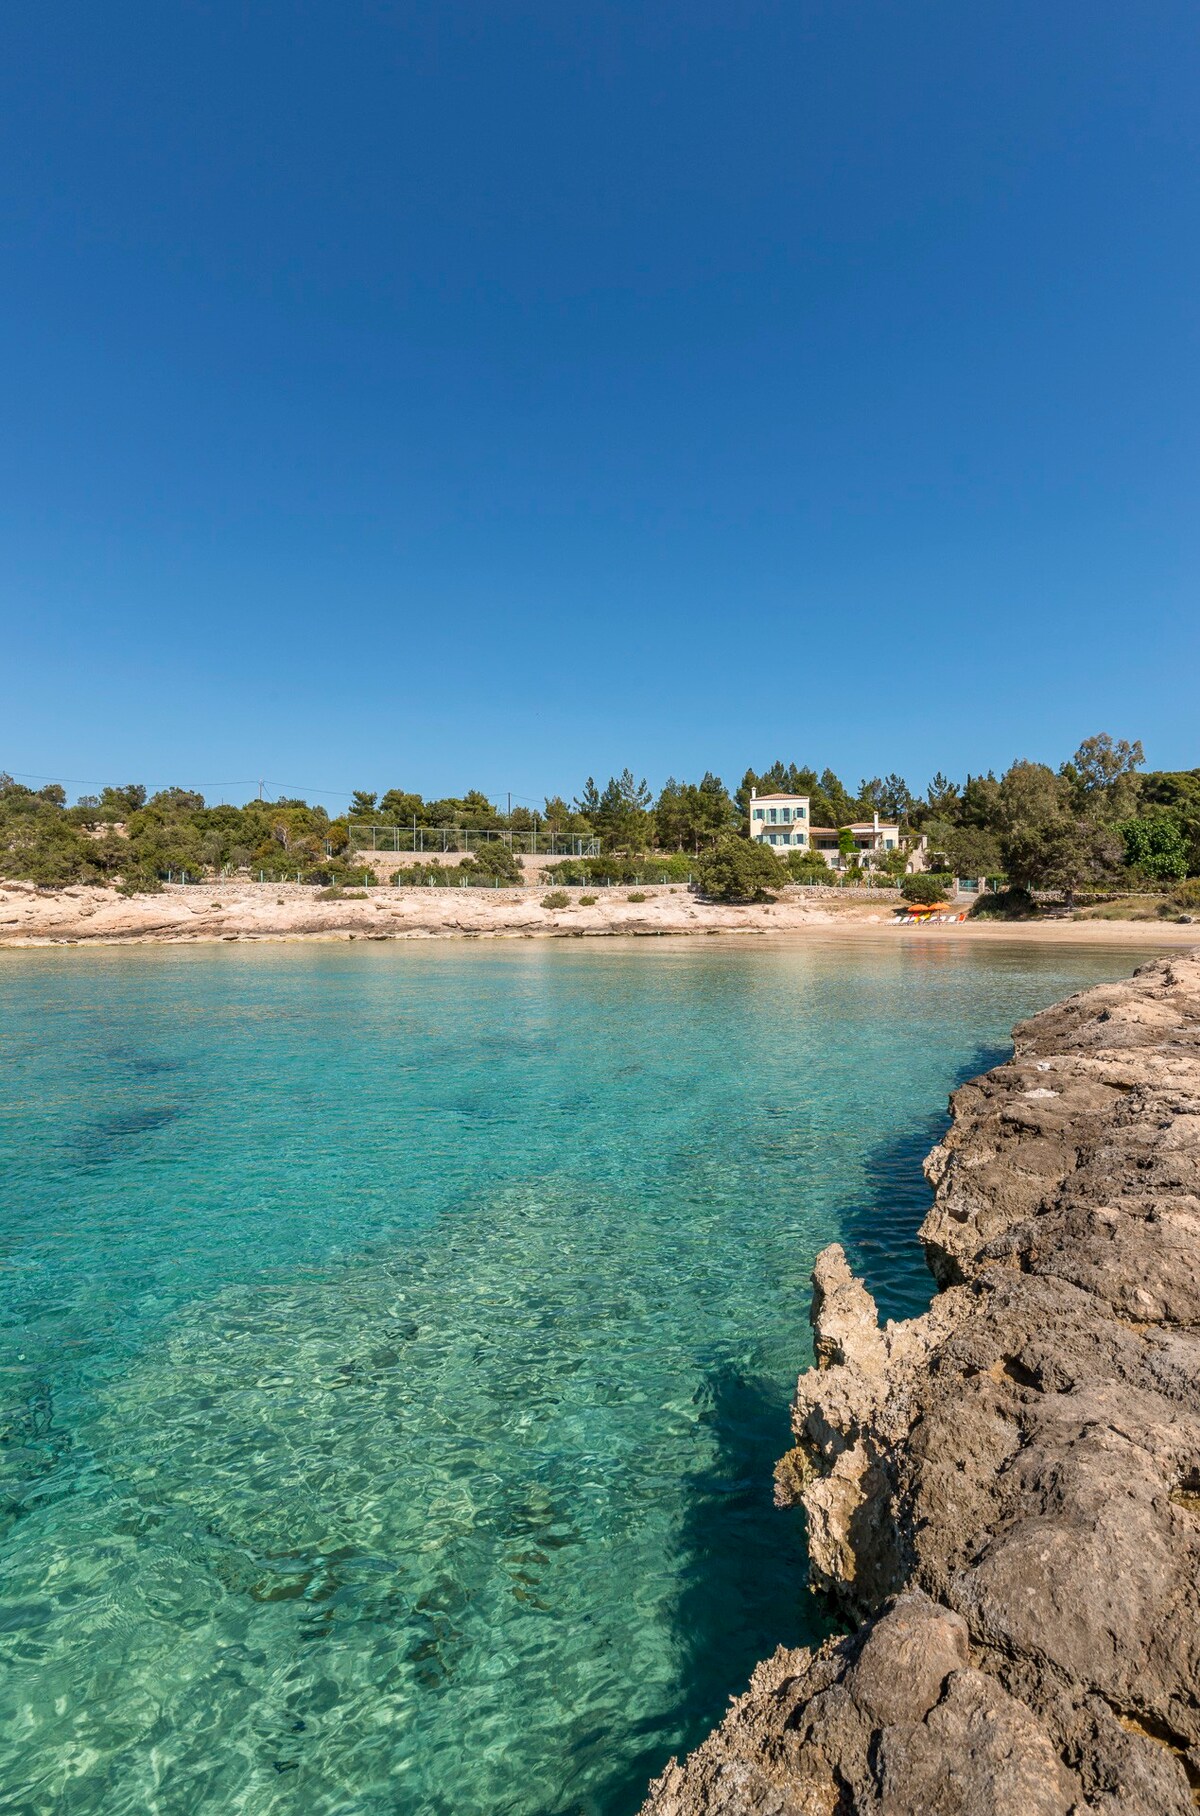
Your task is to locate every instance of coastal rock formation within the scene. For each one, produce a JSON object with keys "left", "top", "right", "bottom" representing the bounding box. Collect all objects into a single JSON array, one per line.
[
  {"left": 3, "top": 880, "right": 1198, "bottom": 949},
  {"left": 644, "top": 952, "right": 1200, "bottom": 1815},
  {"left": 0, "top": 878, "right": 871, "bottom": 945}
]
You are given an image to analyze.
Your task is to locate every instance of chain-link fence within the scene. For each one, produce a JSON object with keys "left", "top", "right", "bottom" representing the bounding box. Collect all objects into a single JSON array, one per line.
[{"left": 346, "top": 823, "right": 600, "bottom": 857}]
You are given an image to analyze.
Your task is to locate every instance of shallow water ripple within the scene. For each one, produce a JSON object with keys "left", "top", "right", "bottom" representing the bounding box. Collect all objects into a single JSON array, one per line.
[{"left": 0, "top": 941, "right": 1147, "bottom": 1814}]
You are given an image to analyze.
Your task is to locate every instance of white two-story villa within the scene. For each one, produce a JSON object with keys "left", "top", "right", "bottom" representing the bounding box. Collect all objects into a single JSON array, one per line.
[
  {"left": 747, "top": 789, "right": 811, "bottom": 847},
  {"left": 749, "top": 790, "right": 912, "bottom": 871}
]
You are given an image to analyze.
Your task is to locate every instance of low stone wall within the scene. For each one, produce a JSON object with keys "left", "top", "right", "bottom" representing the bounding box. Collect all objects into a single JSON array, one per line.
[
  {"left": 786, "top": 882, "right": 903, "bottom": 899},
  {"left": 644, "top": 952, "right": 1200, "bottom": 1815}
]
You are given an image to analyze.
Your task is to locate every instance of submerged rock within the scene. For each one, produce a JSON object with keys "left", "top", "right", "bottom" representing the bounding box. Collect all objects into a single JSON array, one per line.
[{"left": 644, "top": 951, "right": 1200, "bottom": 1815}]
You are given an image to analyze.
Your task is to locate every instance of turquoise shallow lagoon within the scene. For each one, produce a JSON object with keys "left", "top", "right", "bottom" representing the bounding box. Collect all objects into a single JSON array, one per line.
[{"left": 0, "top": 938, "right": 1152, "bottom": 1815}]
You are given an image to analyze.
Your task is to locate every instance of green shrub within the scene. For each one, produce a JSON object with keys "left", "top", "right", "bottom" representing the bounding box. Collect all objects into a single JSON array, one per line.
[
  {"left": 900, "top": 872, "right": 954, "bottom": 905},
  {"left": 0, "top": 812, "right": 101, "bottom": 887},
  {"left": 786, "top": 849, "right": 832, "bottom": 883},
  {"left": 1120, "top": 812, "right": 1189, "bottom": 883},
  {"left": 541, "top": 890, "right": 570, "bottom": 909},
  {"left": 538, "top": 861, "right": 587, "bottom": 885},
  {"left": 970, "top": 887, "right": 1036, "bottom": 919},
  {"left": 461, "top": 842, "right": 523, "bottom": 885},
  {"left": 627, "top": 891, "right": 649, "bottom": 903},
  {"left": 1172, "top": 878, "right": 1200, "bottom": 910},
  {"left": 388, "top": 848, "right": 522, "bottom": 888},
  {"left": 243, "top": 855, "right": 372, "bottom": 888},
  {"left": 694, "top": 836, "right": 787, "bottom": 903},
  {"left": 579, "top": 893, "right": 598, "bottom": 905},
  {"left": 541, "top": 852, "right": 694, "bottom": 886},
  {"left": 389, "top": 862, "right": 451, "bottom": 887},
  {"left": 116, "top": 866, "right": 164, "bottom": 896}
]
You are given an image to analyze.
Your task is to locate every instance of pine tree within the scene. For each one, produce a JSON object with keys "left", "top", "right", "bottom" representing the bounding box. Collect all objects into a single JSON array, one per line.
[
  {"left": 574, "top": 777, "right": 601, "bottom": 818},
  {"left": 820, "top": 769, "right": 856, "bottom": 826}
]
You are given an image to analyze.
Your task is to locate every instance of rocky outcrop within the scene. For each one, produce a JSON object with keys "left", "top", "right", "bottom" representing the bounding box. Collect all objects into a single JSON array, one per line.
[
  {"left": 644, "top": 952, "right": 1200, "bottom": 1814},
  {"left": 0, "top": 879, "right": 871, "bottom": 945},
  {"left": 4, "top": 880, "right": 1199, "bottom": 949}
]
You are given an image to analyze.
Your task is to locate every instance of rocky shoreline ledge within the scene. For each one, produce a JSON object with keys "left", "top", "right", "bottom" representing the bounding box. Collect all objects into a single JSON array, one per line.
[
  {"left": 644, "top": 952, "right": 1200, "bottom": 1815},
  {"left": 0, "top": 878, "right": 879, "bottom": 944},
  {"left": 1, "top": 881, "right": 1197, "bottom": 948}
]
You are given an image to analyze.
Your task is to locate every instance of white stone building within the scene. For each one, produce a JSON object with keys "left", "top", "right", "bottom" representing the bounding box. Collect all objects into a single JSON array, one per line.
[
  {"left": 747, "top": 790, "right": 811, "bottom": 849},
  {"left": 748, "top": 791, "right": 914, "bottom": 871}
]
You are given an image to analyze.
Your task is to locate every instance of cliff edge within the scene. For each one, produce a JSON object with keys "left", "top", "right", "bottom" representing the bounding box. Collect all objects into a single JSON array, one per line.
[{"left": 643, "top": 952, "right": 1200, "bottom": 1815}]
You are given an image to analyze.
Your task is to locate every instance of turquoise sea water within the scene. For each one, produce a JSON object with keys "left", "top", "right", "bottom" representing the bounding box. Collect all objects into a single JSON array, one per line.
[{"left": 0, "top": 938, "right": 1150, "bottom": 1816}]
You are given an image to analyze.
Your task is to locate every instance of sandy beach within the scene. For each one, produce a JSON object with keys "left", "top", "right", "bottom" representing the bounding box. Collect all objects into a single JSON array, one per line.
[{"left": 1, "top": 879, "right": 1196, "bottom": 948}]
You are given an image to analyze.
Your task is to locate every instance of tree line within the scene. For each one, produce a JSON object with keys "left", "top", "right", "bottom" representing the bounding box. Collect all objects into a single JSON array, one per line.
[{"left": 0, "top": 733, "right": 1197, "bottom": 891}]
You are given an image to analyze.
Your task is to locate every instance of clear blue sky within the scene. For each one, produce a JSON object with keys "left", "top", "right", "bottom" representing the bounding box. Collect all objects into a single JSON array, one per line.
[{"left": 3, "top": 1, "right": 1196, "bottom": 811}]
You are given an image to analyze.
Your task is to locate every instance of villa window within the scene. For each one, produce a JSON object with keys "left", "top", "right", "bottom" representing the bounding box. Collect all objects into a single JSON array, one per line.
[
  {"left": 768, "top": 808, "right": 777, "bottom": 822},
  {"left": 753, "top": 808, "right": 764, "bottom": 820}
]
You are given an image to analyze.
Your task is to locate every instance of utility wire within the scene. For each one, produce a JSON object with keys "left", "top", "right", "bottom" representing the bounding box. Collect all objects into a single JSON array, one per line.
[{"left": 4, "top": 769, "right": 555, "bottom": 808}]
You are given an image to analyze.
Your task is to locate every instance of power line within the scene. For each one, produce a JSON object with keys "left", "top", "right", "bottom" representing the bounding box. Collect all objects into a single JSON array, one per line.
[
  {"left": 4, "top": 770, "right": 265, "bottom": 790},
  {"left": 4, "top": 768, "right": 554, "bottom": 809}
]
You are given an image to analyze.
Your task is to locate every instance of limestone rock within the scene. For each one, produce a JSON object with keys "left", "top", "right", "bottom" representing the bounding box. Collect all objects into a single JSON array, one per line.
[{"left": 644, "top": 952, "right": 1200, "bottom": 1815}]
